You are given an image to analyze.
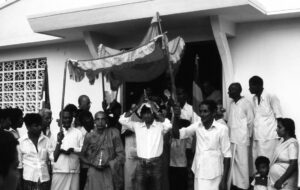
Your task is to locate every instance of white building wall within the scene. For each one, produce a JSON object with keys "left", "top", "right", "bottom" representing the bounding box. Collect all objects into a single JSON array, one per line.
[
  {"left": 229, "top": 18, "right": 300, "bottom": 141},
  {"left": 0, "top": 41, "right": 106, "bottom": 134}
]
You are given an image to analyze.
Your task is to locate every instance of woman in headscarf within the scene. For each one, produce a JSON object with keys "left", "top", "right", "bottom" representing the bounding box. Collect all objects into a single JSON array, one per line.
[
  {"left": 268, "top": 118, "right": 298, "bottom": 190},
  {"left": 80, "top": 111, "right": 125, "bottom": 190}
]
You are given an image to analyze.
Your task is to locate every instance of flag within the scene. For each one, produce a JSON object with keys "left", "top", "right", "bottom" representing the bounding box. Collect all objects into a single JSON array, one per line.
[
  {"left": 41, "top": 65, "right": 51, "bottom": 109},
  {"left": 192, "top": 54, "right": 203, "bottom": 116}
]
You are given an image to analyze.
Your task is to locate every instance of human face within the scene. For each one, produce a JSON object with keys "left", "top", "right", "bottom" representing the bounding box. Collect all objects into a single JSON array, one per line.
[
  {"left": 216, "top": 104, "right": 224, "bottom": 117},
  {"left": 27, "top": 123, "right": 42, "bottom": 137},
  {"left": 203, "top": 82, "right": 213, "bottom": 96},
  {"left": 42, "top": 112, "right": 52, "bottom": 129},
  {"left": 61, "top": 111, "right": 73, "bottom": 129},
  {"left": 1, "top": 118, "right": 12, "bottom": 130},
  {"left": 276, "top": 121, "right": 287, "bottom": 138},
  {"left": 79, "top": 97, "right": 91, "bottom": 111},
  {"left": 82, "top": 116, "right": 94, "bottom": 132},
  {"left": 257, "top": 163, "right": 269, "bottom": 177},
  {"left": 0, "top": 150, "right": 19, "bottom": 190},
  {"left": 94, "top": 113, "right": 107, "bottom": 131},
  {"left": 228, "top": 85, "right": 239, "bottom": 100},
  {"left": 199, "top": 104, "right": 215, "bottom": 124},
  {"left": 141, "top": 111, "right": 154, "bottom": 125},
  {"left": 249, "top": 83, "right": 261, "bottom": 95}
]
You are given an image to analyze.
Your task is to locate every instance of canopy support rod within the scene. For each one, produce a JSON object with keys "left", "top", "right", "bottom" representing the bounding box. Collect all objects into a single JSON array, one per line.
[
  {"left": 156, "top": 12, "right": 177, "bottom": 103},
  {"left": 60, "top": 61, "right": 68, "bottom": 131},
  {"left": 102, "top": 73, "right": 105, "bottom": 103}
]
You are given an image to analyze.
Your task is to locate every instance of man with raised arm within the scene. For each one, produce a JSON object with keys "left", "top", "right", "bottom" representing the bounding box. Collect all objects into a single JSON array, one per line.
[
  {"left": 119, "top": 97, "right": 172, "bottom": 190},
  {"left": 172, "top": 100, "right": 231, "bottom": 190}
]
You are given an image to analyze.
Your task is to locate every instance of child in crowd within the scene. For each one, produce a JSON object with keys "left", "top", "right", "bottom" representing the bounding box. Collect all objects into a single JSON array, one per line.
[{"left": 251, "top": 156, "right": 270, "bottom": 190}]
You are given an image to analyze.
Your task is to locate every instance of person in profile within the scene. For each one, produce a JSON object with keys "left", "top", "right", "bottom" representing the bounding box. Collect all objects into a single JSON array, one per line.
[
  {"left": 249, "top": 76, "right": 283, "bottom": 166},
  {"left": 0, "top": 130, "right": 19, "bottom": 190}
]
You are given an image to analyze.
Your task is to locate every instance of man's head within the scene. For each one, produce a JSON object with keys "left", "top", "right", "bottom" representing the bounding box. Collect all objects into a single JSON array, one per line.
[
  {"left": 79, "top": 110, "right": 94, "bottom": 132},
  {"left": 255, "top": 156, "right": 270, "bottom": 177},
  {"left": 64, "top": 104, "right": 78, "bottom": 118},
  {"left": 216, "top": 100, "right": 225, "bottom": 119},
  {"left": 176, "top": 88, "right": 187, "bottom": 107},
  {"left": 199, "top": 100, "right": 217, "bottom": 124},
  {"left": 228, "top": 83, "right": 242, "bottom": 100},
  {"left": 78, "top": 95, "right": 91, "bottom": 111},
  {"left": 39, "top": 108, "right": 52, "bottom": 132},
  {"left": 0, "top": 109, "right": 12, "bottom": 130},
  {"left": 24, "top": 114, "right": 42, "bottom": 138},
  {"left": 202, "top": 81, "right": 215, "bottom": 96},
  {"left": 9, "top": 108, "right": 23, "bottom": 130},
  {"left": 249, "top": 76, "right": 263, "bottom": 95},
  {"left": 140, "top": 105, "right": 154, "bottom": 125},
  {"left": 0, "top": 130, "right": 19, "bottom": 190},
  {"left": 60, "top": 110, "right": 73, "bottom": 129},
  {"left": 94, "top": 111, "right": 107, "bottom": 131}
]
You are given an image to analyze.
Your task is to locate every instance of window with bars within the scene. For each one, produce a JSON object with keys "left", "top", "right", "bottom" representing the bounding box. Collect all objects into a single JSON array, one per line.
[{"left": 0, "top": 58, "right": 47, "bottom": 113}]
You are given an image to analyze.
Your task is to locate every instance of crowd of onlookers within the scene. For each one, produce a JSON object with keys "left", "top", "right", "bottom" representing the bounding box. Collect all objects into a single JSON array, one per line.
[{"left": 0, "top": 75, "right": 298, "bottom": 190}]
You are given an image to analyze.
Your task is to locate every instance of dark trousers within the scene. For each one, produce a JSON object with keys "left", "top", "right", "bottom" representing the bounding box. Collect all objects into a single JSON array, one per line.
[
  {"left": 169, "top": 166, "right": 188, "bottom": 190},
  {"left": 23, "top": 180, "right": 51, "bottom": 190},
  {"left": 80, "top": 167, "right": 88, "bottom": 190},
  {"left": 135, "top": 157, "right": 163, "bottom": 190}
]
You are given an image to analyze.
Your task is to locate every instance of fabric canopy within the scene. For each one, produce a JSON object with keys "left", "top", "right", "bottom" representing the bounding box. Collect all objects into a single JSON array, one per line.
[{"left": 67, "top": 15, "right": 185, "bottom": 90}]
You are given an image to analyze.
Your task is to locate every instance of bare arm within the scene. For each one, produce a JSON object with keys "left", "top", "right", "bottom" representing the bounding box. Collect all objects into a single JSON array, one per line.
[
  {"left": 219, "top": 157, "right": 231, "bottom": 190},
  {"left": 53, "top": 131, "right": 64, "bottom": 162}
]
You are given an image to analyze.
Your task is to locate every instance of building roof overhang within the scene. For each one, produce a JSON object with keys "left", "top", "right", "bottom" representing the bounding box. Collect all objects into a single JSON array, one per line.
[
  {"left": 24, "top": 0, "right": 300, "bottom": 47},
  {"left": 27, "top": 0, "right": 265, "bottom": 39}
]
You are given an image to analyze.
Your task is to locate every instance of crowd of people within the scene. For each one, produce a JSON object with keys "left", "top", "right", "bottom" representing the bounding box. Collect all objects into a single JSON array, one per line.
[{"left": 0, "top": 75, "right": 298, "bottom": 190}]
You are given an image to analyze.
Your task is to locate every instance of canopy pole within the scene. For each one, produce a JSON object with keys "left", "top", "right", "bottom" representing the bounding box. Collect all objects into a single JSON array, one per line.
[
  {"left": 156, "top": 12, "right": 177, "bottom": 103},
  {"left": 115, "top": 87, "right": 119, "bottom": 100},
  {"left": 101, "top": 73, "right": 106, "bottom": 102},
  {"left": 60, "top": 61, "right": 68, "bottom": 131}
]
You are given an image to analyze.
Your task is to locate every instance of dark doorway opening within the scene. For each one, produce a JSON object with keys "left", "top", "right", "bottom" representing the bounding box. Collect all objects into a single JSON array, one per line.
[{"left": 123, "top": 40, "right": 222, "bottom": 109}]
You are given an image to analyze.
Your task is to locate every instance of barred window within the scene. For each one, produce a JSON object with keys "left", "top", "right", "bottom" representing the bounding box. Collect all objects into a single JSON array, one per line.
[{"left": 0, "top": 58, "right": 47, "bottom": 113}]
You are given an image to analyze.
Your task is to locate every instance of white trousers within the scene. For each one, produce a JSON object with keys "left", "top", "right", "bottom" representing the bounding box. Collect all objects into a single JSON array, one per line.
[
  {"left": 231, "top": 143, "right": 250, "bottom": 189},
  {"left": 194, "top": 176, "right": 222, "bottom": 190},
  {"left": 51, "top": 173, "right": 79, "bottom": 190}
]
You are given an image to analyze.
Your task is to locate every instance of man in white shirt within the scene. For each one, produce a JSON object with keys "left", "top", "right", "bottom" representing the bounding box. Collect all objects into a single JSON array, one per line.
[
  {"left": 51, "top": 109, "right": 84, "bottom": 190},
  {"left": 172, "top": 100, "right": 231, "bottom": 190},
  {"left": 18, "top": 113, "right": 53, "bottom": 190},
  {"left": 119, "top": 98, "right": 172, "bottom": 190},
  {"left": 249, "top": 76, "right": 282, "bottom": 167},
  {"left": 227, "top": 83, "right": 254, "bottom": 190}
]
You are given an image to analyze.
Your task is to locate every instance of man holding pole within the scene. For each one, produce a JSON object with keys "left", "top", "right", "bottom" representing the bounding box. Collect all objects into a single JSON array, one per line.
[{"left": 51, "top": 109, "right": 83, "bottom": 190}]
